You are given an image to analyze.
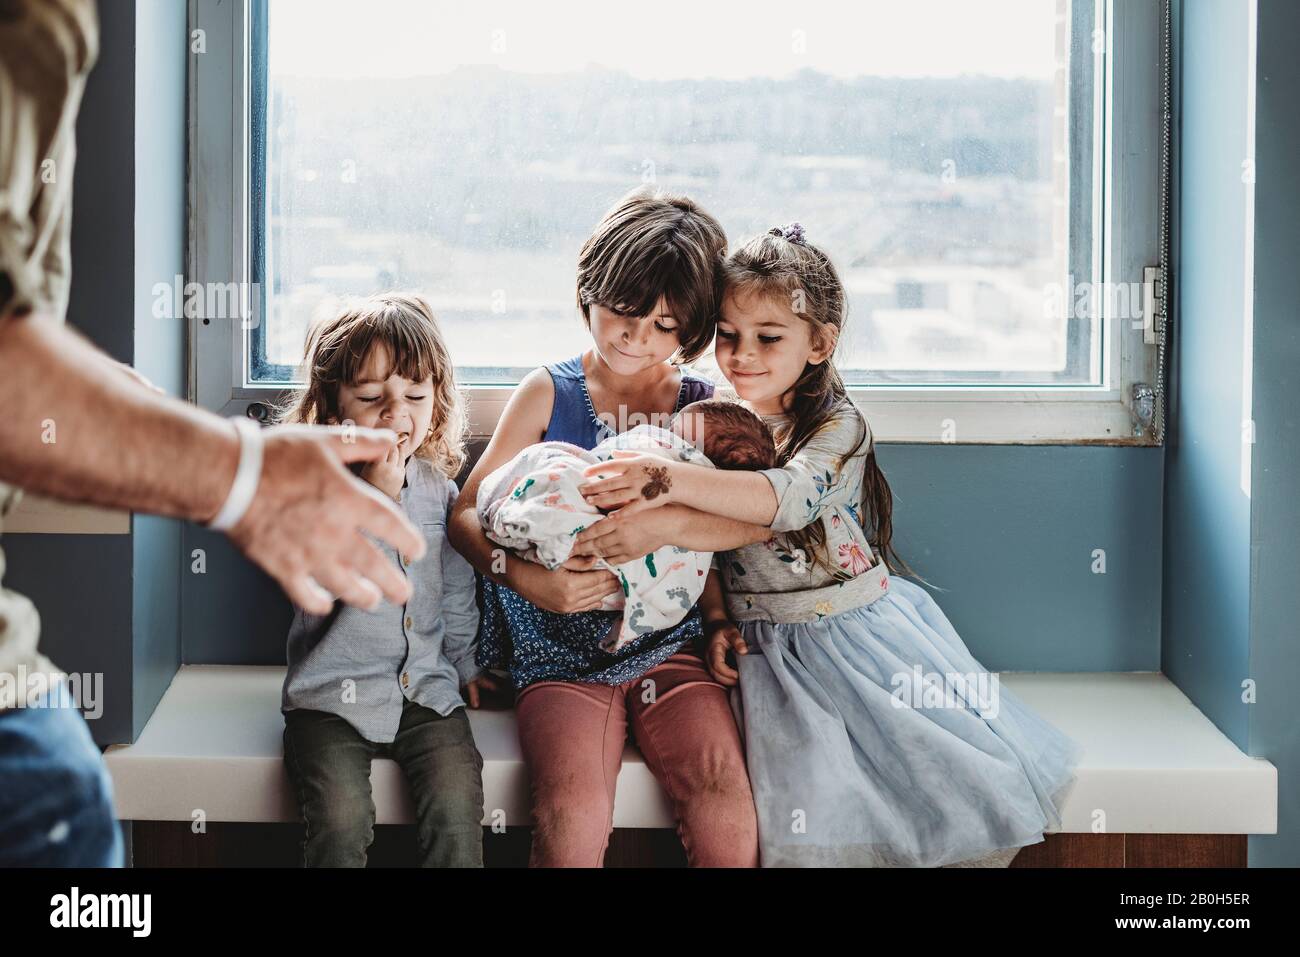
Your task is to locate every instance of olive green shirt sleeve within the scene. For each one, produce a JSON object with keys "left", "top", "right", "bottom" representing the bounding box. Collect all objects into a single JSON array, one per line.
[{"left": 0, "top": 0, "right": 98, "bottom": 708}]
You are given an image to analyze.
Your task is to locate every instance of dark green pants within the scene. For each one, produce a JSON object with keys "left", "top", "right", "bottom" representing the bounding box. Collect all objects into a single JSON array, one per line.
[{"left": 283, "top": 700, "right": 484, "bottom": 867}]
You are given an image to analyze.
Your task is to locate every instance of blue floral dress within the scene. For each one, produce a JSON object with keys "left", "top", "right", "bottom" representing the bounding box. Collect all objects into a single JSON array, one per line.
[{"left": 475, "top": 356, "right": 716, "bottom": 688}]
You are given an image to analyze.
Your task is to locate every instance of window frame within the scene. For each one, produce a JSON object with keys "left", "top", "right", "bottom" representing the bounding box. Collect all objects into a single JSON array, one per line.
[{"left": 188, "top": 0, "right": 1163, "bottom": 445}]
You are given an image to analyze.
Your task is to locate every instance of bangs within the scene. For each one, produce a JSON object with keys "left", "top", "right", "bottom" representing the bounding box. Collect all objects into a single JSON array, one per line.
[
  {"left": 329, "top": 301, "right": 443, "bottom": 387},
  {"left": 576, "top": 187, "right": 727, "bottom": 363}
]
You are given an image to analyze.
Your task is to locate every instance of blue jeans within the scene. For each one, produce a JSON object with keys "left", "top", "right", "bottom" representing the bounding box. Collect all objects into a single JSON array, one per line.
[
  {"left": 0, "top": 680, "right": 122, "bottom": 867},
  {"left": 283, "top": 699, "right": 484, "bottom": 867}
]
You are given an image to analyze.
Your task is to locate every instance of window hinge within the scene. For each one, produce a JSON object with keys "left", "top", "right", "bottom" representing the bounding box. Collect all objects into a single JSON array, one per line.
[{"left": 1141, "top": 265, "right": 1165, "bottom": 345}]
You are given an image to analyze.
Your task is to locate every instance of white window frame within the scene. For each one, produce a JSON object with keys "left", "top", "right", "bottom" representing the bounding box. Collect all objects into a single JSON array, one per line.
[{"left": 188, "top": 0, "right": 1163, "bottom": 445}]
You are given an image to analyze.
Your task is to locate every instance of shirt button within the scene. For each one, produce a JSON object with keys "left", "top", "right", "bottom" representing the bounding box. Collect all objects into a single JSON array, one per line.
[
  {"left": 401, "top": 672, "right": 410, "bottom": 688},
  {"left": 404, "top": 616, "right": 413, "bottom": 629}
]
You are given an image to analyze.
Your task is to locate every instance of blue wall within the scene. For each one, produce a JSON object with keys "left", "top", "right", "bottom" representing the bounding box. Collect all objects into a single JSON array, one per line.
[
  {"left": 1163, "top": 0, "right": 1253, "bottom": 748},
  {"left": 1167, "top": 0, "right": 1300, "bottom": 867},
  {"left": 1244, "top": 0, "right": 1300, "bottom": 870},
  {"left": 130, "top": 0, "right": 187, "bottom": 742},
  {"left": 183, "top": 442, "right": 1164, "bottom": 671}
]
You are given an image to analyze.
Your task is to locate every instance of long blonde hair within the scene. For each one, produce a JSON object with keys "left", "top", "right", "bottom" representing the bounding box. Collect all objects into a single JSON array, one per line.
[
  {"left": 723, "top": 228, "right": 915, "bottom": 579},
  {"left": 279, "top": 293, "right": 468, "bottom": 480}
]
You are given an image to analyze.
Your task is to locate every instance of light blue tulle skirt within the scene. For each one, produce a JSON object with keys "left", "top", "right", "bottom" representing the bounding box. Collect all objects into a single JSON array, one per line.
[{"left": 731, "top": 576, "right": 1085, "bottom": 868}]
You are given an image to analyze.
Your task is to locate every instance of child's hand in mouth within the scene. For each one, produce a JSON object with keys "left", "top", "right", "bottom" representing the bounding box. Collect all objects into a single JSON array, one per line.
[{"left": 361, "top": 439, "right": 408, "bottom": 501}]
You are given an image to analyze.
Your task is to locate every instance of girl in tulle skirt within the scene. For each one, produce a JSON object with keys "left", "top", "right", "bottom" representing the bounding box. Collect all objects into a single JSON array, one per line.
[{"left": 577, "top": 224, "right": 1084, "bottom": 867}]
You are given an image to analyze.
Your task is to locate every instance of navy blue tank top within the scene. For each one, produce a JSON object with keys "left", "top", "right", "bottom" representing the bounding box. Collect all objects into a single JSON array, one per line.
[{"left": 476, "top": 356, "right": 715, "bottom": 688}]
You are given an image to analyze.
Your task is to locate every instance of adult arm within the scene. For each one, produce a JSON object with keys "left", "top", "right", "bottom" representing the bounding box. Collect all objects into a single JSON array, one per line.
[{"left": 0, "top": 311, "right": 424, "bottom": 615}]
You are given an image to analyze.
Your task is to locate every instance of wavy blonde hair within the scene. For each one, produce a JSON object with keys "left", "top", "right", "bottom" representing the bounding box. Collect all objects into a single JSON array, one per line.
[{"left": 278, "top": 293, "right": 468, "bottom": 480}]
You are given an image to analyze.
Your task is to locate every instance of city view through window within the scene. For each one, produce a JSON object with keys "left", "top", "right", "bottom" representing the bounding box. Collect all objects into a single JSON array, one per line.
[{"left": 257, "top": 0, "right": 1090, "bottom": 387}]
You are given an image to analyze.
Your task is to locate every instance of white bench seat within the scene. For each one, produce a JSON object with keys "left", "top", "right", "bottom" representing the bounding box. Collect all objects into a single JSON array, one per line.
[{"left": 104, "top": 665, "right": 1277, "bottom": 834}]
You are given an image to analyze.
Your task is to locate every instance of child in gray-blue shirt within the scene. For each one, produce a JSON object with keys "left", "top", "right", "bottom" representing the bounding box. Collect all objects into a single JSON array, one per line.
[{"left": 278, "top": 293, "right": 494, "bottom": 867}]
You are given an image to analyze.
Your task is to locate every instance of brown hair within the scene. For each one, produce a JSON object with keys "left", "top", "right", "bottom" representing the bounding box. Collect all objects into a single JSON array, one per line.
[
  {"left": 278, "top": 293, "right": 468, "bottom": 480},
  {"left": 674, "top": 399, "right": 776, "bottom": 471},
  {"left": 722, "top": 228, "right": 915, "bottom": 579},
  {"left": 576, "top": 185, "right": 727, "bottom": 364}
]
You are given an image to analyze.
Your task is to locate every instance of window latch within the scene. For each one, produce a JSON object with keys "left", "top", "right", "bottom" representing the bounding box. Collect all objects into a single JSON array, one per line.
[{"left": 1141, "top": 266, "right": 1165, "bottom": 346}]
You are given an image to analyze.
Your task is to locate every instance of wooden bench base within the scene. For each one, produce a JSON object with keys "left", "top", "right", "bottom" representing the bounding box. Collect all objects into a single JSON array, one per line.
[{"left": 128, "top": 822, "right": 1247, "bottom": 868}]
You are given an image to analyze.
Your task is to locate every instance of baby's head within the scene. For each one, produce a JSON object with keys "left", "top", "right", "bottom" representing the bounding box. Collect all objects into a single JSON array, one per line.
[
  {"left": 279, "top": 292, "right": 468, "bottom": 480},
  {"left": 671, "top": 399, "right": 776, "bottom": 471}
]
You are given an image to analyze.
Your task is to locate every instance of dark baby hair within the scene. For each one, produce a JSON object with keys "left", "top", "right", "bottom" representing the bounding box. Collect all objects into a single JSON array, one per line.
[{"left": 674, "top": 399, "right": 777, "bottom": 471}]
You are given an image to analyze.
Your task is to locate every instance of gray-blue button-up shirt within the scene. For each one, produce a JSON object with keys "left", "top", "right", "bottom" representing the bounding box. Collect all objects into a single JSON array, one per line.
[{"left": 282, "top": 456, "right": 481, "bottom": 743}]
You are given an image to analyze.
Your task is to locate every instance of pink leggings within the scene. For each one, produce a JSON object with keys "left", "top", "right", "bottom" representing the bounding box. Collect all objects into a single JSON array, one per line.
[{"left": 515, "top": 650, "right": 759, "bottom": 867}]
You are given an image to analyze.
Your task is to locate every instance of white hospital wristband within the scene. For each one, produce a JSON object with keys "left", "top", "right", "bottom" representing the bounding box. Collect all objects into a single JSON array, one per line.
[{"left": 206, "top": 416, "right": 264, "bottom": 531}]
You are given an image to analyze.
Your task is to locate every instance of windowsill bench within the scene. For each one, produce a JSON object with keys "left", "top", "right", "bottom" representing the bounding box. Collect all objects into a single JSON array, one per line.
[{"left": 104, "top": 665, "right": 1277, "bottom": 835}]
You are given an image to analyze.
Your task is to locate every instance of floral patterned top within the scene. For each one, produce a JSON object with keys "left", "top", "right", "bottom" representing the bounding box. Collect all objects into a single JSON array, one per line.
[{"left": 719, "top": 399, "right": 882, "bottom": 620}]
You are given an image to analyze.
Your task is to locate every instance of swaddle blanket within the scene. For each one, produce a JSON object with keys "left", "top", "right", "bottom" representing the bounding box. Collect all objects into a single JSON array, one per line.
[{"left": 477, "top": 426, "right": 714, "bottom": 653}]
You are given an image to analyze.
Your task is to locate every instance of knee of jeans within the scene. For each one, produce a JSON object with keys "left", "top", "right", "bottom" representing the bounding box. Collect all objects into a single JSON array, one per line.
[
  {"left": 420, "top": 779, "right": 483, "bottom": 828},
  {"left": 306, "top": 792, "right": 374, "bottom": 839},
  {"left": 40, "top": 740, "right": 116, "bottom": 818},
  {"left": 10, "top": 748, "right": 120, "bottom": 866}
]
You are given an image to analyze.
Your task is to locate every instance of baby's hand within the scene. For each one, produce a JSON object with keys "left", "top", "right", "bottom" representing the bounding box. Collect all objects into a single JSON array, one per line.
[
  {"left": 704, "top": 619, "right": 748, "bottom": 687},
  {"left": 578, "top": 451, "right": 674, "bottom": 515},
  {"left": 361, "top": 442, "right": 406, "bottom": 501}
]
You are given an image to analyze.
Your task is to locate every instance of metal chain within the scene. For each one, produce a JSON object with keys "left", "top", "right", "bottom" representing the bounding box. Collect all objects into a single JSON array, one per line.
[{"left": 1155, "top": 0, "right": 1174, "bottom": 443}]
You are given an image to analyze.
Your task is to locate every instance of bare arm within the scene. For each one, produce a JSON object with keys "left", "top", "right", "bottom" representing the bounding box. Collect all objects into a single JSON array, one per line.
[
  {"left": 447, "top": 367, "right": 552, "bottom": 584},
  {"left": 0, "top": 312, "right": 239, "bottom": 518},
  {"left": 0, "top": 312, "right": 424, "bottom": 615},
  {"left": 585, "top": 458, "right": 780, "bottom": 526},
  {"left": 570, "top": 503, "right": 771, "bottom": 567},
  {"left": 446, "top": 367, "right": 621, "bottom": 614},
  {"left": 658, "top": 505, "right": 773, "bottom": 551}
]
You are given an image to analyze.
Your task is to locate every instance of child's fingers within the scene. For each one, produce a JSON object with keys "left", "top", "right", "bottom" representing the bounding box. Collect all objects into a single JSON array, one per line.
[
  {"left": 573, "top": 519, "right": 618, "bottom": 548},
  {"left": 585, "top": 491, "right": 637, "bottom": 510},
  {"left": 608, "top": 498, "right": 654, "bottom": 519},
  {"left": 708, "top": 643, "right": 739, "bottom": 684},
  {"left": 728, "top": 630, "right": 749, "bottom": 655},
  {"left": 465, "top": 682, "right": 480, "bottom": 708},
  {"left": 578, "top": 475, "right": 631, "bottom": 497},
  {"left": 582, "top": 457, "right": 634, "bottom": 477}
]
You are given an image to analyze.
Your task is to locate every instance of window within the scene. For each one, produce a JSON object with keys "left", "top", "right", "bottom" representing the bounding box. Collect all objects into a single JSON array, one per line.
[{"left": 190, "top": 0, "right": 1164, "bottom": 442}]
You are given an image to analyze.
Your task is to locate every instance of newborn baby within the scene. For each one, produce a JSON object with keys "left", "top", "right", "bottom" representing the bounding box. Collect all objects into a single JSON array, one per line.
[{"left": 477, "top": 400, "right": 776, "bottom": 653}]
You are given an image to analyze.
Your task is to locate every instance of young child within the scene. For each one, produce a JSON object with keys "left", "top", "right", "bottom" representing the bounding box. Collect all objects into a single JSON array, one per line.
[
  {"left": 278, "top": 293, "right": 494, "bottom": 868},
  {"left": 476, "top": 400, "right": 775, "bottom": 653},
  {"left": 578, "top": 225, "right": 1085, "bottom": 868},
  {"left": 449, "top": 186, "right": 766, "bottom": 867}
]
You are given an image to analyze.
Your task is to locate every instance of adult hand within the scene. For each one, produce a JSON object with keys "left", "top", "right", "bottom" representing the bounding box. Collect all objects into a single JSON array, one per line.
[
  {"left": 511, "top": 555, "right": 621, "bottom": 614},
  {"left": 226, "top": 424, "right": 425, "bottom": 616}
]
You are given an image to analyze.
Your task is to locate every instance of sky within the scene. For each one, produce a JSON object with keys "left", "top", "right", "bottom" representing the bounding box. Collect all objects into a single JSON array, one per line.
[{"left": 268, "top": 0, "right": 1064, "bottom": 80}]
